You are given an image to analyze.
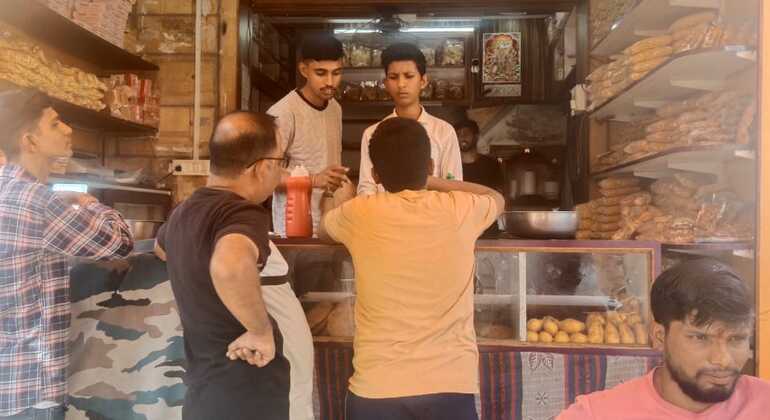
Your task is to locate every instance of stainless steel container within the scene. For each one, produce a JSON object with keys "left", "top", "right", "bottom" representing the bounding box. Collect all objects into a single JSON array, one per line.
[
  {"left": 498, "top": 211, "right": 577, "bottom": 239},
  {"left": 125, "top": 220, "right": 163, "bottom": 240}
]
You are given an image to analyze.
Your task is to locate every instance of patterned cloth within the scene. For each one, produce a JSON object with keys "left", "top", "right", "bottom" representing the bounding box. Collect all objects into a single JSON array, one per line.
[
  {"left": 314, "top": 341, "right": 662, "bottom": 420},
  {"left": 0, "top": 163, "right": 132, "bottom": 416}
]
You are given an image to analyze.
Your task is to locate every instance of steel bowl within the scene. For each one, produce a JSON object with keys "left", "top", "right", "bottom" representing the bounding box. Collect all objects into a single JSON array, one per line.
[
  {"left": 125, "top": 220, "right": 163, "bottom": 240},
  {"left": 498, "top": 211, "right": 578, "bottom": 239}
]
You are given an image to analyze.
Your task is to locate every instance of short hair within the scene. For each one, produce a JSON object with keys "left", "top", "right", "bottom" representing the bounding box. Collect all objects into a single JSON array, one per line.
[
  {"left": 368, "top": 117, "right": 431, "bottom": 192},
  {"left": 382, "top": 43, "right": 426, "bottom": 76},
  {"left": 208, "top": 112, "right": 277, "bottom": 177},
  {"left": 651, "top": 259, "right": 754, "bottom": 330},
  {"left": 300, "top": 35, "right": 344, "bottom": 62},
  {"left": 0, "top": 89, "right": 52, "bottom": 159},
  {"left": 453, "top": 119, "right": 479, "bottom": 135}
]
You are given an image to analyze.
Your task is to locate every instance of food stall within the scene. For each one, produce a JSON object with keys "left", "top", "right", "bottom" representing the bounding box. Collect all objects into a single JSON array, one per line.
[{"left": 0, "top": 0, "right": 767, "bottom": 419}]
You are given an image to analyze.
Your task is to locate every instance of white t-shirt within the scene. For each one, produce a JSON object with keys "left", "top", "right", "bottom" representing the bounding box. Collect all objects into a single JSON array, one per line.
[
  {"left": 267, "top": 90, "right": 342, "bottom": 236},
  {"left": 357, "top": 107, "right": 463, "bottom": 195}
]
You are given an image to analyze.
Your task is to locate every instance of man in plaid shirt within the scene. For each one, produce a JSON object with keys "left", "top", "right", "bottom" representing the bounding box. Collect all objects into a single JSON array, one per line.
[{"left": 0, "top": 90, "right": 134, "bottom": 419}]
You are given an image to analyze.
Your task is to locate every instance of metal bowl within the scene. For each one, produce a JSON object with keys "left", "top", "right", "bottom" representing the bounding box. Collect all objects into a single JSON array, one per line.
[
  {"left": 498, "top": 211, "right": 577, "bottom": 239},
  {"left": 125, "top": 220, "right": 163, "bottom": 240}
]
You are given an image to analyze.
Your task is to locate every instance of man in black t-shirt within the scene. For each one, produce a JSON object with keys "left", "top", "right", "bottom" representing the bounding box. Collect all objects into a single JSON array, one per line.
[
  {"left": 155, "top": 112, "right": 291, "bottom": 420},
  {"left": 455, "top": 119, "right": 504, "bottom": 237}
]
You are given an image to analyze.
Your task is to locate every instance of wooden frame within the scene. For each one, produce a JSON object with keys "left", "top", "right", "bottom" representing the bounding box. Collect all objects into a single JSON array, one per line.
[{"left": 757, "top": 0, "right": 770, "bottom": 380}]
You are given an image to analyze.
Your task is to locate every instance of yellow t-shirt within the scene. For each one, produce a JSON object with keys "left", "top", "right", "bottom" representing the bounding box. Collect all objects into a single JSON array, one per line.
[{"left": 323, "top": 190, "right": 498, "bottom": 398}]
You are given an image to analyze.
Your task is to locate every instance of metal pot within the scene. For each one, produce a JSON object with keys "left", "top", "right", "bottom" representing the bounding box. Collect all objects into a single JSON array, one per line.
[
  {"left": 125, "top": 220, "right": 163, "bottom": 240},
  {"left": 498, "top": 211, "right": 577, "bottom": 239}
]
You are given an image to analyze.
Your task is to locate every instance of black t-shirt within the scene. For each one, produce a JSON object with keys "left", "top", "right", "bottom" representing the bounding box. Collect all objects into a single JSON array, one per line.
[
  {"left": 462, "top": 154, "right": 503, "bottom": 189},
  {"left": 157, "top": 187, "right": 289, "bottom": 419},
  {"left": 463, "top": 155, "right": 504, "bottom": 238}
]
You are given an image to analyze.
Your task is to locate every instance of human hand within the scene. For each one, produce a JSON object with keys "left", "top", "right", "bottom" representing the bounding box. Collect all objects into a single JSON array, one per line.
[
  {"left": 312, "top": 165, "right": 349, "bottom": 192},
  {"left": 226, "top": 329, "right": 275, "bottom": 367}
]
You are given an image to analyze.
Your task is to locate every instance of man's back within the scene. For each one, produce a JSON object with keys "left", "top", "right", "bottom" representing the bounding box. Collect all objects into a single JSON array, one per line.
[
  {"left": 558, "top": 370, "right": 770, "bottom": 420},
  {"left": 323, "top": 189, "right": 497, "bottom": 398}
]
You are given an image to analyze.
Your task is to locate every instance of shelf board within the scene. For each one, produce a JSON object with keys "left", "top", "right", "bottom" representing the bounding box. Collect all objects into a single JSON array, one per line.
[
  {"left": 339, "top": 99, "right": 469, "bottom": 108},
  {"left": 0, "top": 0, "right": 158, "bottom": 71},
  {"left": 590, "top": 47, "right": 756, "bottom": 122},
  {"left": 592, "top": 145, "right": 753, "bottom": 177},
  {"left": 49, "top": 176, "right": 172, "bottom": 196},
  {"left": 50, "top": 97, "right": 159, "bottom": 134},
  {"left": 662, "top": 241, "right": 755, "bottom": 258},
  {"left": 591, "top": 0, "right": 720, "bottom": 57},
  {"left": 343, "top": 65, "right": 465, "bottom": 71}
]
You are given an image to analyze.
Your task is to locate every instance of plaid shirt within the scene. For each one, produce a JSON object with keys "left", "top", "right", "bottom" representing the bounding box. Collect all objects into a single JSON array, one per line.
[{"left": 0, "top": 164, "right": 133, "bottom": 416}]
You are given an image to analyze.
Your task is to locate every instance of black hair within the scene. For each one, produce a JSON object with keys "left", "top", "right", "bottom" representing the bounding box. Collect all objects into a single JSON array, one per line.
[
  {"left": 209, "top": 111, "right": 277, "bottom": 178},
  {"left": 651, "top": 258, "right": 754, "bottom": 330},
  {"left": 369, "top": 117, "right": 431, "bottom": 192},
  {"left": 382, "top": 43, "right": 427, "bottom": 76},
  {"left": 0, "top": 89, "right": 53, "bottom": 159},
  {"left": 300, "top": 34, "right": 344, "bottom": 61},
  {"left": 453, "top": 119, "right": 479, "bottom": 135}
]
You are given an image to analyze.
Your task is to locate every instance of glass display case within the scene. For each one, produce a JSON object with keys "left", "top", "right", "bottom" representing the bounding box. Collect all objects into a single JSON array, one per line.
[{"left": 278, "top": 240, "right": 660, "bottom": 350}]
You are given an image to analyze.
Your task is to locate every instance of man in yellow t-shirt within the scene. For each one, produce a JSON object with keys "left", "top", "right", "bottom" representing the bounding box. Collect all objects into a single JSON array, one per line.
[{"left": 320, "top": 117, "right": 504, "bottom": 420}]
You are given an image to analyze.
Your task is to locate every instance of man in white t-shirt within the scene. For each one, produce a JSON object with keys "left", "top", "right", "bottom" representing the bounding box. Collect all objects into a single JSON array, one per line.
[
  {"left": 358, "top": 43, "right": 462, "bottom": 195},
  {"left": 268, "top": 35, "right": 349, "bottom": 236}
]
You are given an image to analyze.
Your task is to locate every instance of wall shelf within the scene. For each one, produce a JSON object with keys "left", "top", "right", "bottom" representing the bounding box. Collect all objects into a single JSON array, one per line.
[
  {"left": 0, "top": 0, "right": 158, "bottom": 71},
  {"left": 589, "top": 47, "right": 756, "bottom": 122},
  {"left": 591, "top": 0, "right": 720, "bottom": 57}
]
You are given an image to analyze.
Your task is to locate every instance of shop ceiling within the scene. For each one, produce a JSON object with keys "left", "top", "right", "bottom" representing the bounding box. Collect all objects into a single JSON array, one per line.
[{"left": 251, "top": 0, "right": 578, "bottom": 18}]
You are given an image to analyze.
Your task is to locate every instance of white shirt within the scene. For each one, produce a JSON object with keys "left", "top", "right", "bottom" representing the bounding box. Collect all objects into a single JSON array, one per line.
[
  {"left": 357, "top": 107, "right": 463, "bottom": 195},
  {"left": 267, "top": 90, "right": 342, "bottom": 236}
]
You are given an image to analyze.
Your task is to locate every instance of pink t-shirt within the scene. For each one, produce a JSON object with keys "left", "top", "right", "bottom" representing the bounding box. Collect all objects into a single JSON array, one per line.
[{"left": 558, "top": 369, "right": 770, "bottom": 420}]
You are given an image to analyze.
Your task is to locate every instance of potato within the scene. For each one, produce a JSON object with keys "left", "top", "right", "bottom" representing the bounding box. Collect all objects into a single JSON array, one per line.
[
  {"left": 606, "top": 311, "right": 624, "bottom": 325},
  {"left": 571, "top": 332, "right": 589, "bottom": 344},
  {"left": 559, "top": 319, "right": 586, "bottom": 334},
  {"left": 479, "top": 324, "right": 514, "bottom": 339},
  {"left": 527, "top": 318, "right": 544, "bottom": 332},
  {"left": 619, "top": 322, "right": 636, "bottom": 344},
  {"left": 555, "top": 331, "right": 571, "bottom": 343},
  {"left": 588, "top": 324, "right": 604, "bottom": 344},
  {"left": 539, "top": 331, "right": 554, "bottom": 343},
  {"left": 627, "top": 313, "right": 643, "bottom": 326},
  {"left": 586, "top": 312, "right": 606, "bottom": 326},
  {"left": 543, "top": 317, "right": 560, "bottom": 336},
  {"left": 634, "top": 323, "right": 649, "bottom": 345},
  {"left": 605, "top": 322, "right": 620, "bottom": 344},
  {"left": 527, "top": 331, "right": 540, "bottom": 342}
]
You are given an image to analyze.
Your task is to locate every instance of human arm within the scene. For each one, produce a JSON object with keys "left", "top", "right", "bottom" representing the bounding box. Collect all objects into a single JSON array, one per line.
[
  {"left": 210, "top": 233, "right": 275, "bottom": 367},
  {"left": 427, "top": 176, "right": 505, "bottom": 217},
  {"left": 43, "top": 191, "right": 133, "bottom": 259}
]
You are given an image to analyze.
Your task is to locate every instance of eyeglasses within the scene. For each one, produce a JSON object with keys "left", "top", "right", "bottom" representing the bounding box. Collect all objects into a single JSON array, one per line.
[{"left": 247, "top": 155, "right": 290, "bottom": 169}]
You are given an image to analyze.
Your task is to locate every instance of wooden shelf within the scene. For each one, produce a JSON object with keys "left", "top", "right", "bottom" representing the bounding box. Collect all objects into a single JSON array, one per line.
[
  {"left": 250, "top": 68, "right": 291, "bottom": 100},
  {"left": 49, "top": 176, "right": 172, "bottom": 196},
  {"left": 591, "top": 0, "right": 720, "bottom": 57},
  {"left": 0, "top": 0, "right": 158, "bottom": 71},
  {"left": 592, "top": 145, "right": 754, "bottom": 178},
  {"left": 50, "top": 97, "right": 158, "bottom": 134},
  {"left": 589, "top": 47, "right": 756, "bottom": 122}
]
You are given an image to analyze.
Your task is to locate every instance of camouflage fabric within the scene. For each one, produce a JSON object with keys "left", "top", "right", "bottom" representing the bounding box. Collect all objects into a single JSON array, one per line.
[{"left": 67, "top": 254, "right": 185, "bottom": 420}]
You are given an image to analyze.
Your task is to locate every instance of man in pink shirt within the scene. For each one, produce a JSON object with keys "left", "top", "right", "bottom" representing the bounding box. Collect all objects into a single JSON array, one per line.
[{"left": 558, "top": 258, "right": 770, "bottom": 420}]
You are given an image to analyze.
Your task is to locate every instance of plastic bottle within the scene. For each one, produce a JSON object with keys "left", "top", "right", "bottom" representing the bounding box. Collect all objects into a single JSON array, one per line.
[{"left": 285, "top": 165, "right": 312, "bottom": 237}]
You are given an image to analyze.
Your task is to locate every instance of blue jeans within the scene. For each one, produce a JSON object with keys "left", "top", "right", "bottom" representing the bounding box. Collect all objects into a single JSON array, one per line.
[{"left": 1, "top": 407, "right": 65, "bottom": 420}]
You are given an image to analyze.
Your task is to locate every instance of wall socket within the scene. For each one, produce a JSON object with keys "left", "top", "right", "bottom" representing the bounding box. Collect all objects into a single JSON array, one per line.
[{"left": 170, "top": 159, "right": 210, "bottom": 176}]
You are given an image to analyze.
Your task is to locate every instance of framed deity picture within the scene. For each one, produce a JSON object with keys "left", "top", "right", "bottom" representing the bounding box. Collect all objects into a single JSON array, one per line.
[{"left": 482, "top": 32, "right": 522, "bottom": 85}]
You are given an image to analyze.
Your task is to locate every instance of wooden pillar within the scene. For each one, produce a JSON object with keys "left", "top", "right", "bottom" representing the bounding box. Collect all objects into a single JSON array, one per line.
[{"left": 757, "top": 0, "right": 770, "bottom": 380}]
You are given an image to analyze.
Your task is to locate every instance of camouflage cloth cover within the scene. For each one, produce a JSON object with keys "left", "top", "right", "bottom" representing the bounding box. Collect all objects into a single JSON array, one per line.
[{"left": 67, "top": 254, "right": 186, "bottom": 420}]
